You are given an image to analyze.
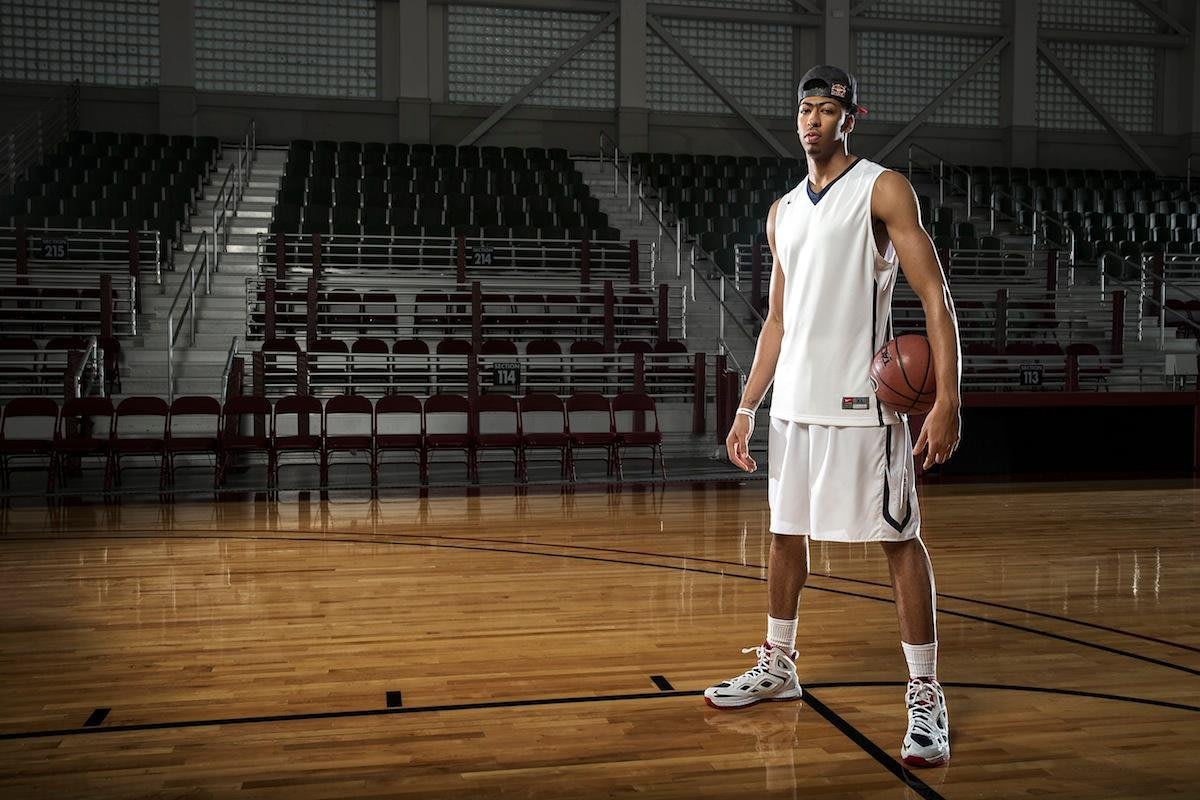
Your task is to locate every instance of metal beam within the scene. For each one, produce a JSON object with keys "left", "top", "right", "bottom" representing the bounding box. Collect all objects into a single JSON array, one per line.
[
  {"left": 457, "top": 10, "right": 618, "bottom": 146},
  {"left": 429, "top": 0, "right": 613, "bottom": 12},
  {"left": 646, "top": 15, "right": 793, "bottom": 159},
  {"left": 873, "top": 37, "right": 1010, "bottom": 163},
  {"left": 849, "top": 0, "right": 881, "bottom": 15},
  {"left": 1040, "top": 27, "right": 1189, "bottom": 48},
  {"left": 1037, "top": 43, "right": 1162, "bottom": 173},
  {"left": 790, "top": 0, "right": 823, "bottom": 15},
  {"left": 1129, "top": 0, "right": 1191, "bottom": 36},
  {"left": 851, "top": 17, "right": 1006, "bottom": 37},
  {"left": 646, "top": 3, "right": 820, "bottom": 26}
]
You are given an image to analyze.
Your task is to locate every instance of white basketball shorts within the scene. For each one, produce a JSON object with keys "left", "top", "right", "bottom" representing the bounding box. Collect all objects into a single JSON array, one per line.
[{"left": 767, "top": 418, "right": 921, "bottom": 542}]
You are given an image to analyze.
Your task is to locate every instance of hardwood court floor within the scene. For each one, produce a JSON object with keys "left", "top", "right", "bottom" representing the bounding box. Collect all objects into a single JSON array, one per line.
[{"left": 0, "top": 478, "right": 1197, "bottom": 798}]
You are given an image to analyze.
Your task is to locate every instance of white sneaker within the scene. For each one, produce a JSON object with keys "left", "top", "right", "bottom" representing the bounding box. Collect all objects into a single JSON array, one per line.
[
  {"left": 900, "top": 678, "right": 950, "bottom": 767},
  {"left": 703, "top": 642, "right": 803, "bottom": 709}
]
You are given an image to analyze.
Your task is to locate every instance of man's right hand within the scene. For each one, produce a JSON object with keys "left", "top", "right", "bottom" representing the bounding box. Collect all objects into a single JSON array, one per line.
[{"left": 726, "top": 415, "right": 757, "bottom": 472}]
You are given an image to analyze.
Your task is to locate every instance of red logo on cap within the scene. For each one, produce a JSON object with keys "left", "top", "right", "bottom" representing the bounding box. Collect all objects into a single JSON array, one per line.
[{"left": 831, "top": 83, "right": 847, "bottom": 98}]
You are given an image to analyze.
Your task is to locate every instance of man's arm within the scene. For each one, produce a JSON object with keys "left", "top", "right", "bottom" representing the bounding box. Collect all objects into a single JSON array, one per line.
[
  {"left": 726, "top": 199, "right": 785, "bottom": 472},
  {"left": 872, "top": 170, "right": 962, "bottom": 468}
]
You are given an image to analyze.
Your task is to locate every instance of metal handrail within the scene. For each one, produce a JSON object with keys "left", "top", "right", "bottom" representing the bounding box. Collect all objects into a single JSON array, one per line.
[
  {"left": 906, "top": 142, "right": 1076, "bottom": 260},
  {"left": 70, "top": 335, "right": 101, "bottom": 398},
  {"left": 599, "top": 130, "right": 765, "bottom": 356},
  {"left": 1096, "top": 250, "right": 1200, "bottom": 347},
  {"left": 211, "top": 119, "right": 256, "bottom": 272},
  {"left": 166, "top": 231, "right": 210, "bottom": 401},
  {"left": 220, "top": 335, "right": 240, "bottom": 403}
]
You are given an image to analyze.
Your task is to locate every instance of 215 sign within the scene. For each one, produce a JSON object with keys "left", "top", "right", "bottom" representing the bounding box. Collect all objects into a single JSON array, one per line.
[{"left": 40, "top": 238, "right": 69, "bottom": 259}]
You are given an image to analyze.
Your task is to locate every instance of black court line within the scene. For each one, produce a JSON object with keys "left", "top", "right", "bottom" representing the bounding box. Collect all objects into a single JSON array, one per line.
[
  {"left": 22, "top": 526, "right": 1198, "bottom": 655},
  {"left": 82, "top": 708, "right": 109, "bottom": 727},
  {"left": 650, "top": 675, "right": 674, "bottom": 691},
  {"left": 385, "top": 691, "right": 403, "bottom": 708},
  {"left": 0, "top": 682, "right": 1195, "bottom": 743},
  {"left": 803, "top": 689, "right": 944, "bottom": 800},
  {"left": 367, "top": 531, "right": 1200, "bottom": 656},
  {"left": 6, "top": 532, "right": 1198, "bottom": 678}
]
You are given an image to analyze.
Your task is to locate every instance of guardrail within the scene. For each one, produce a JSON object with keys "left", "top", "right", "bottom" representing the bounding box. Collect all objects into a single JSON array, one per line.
[
  {"left": 0, "top": 225, "right": 162, "bottom": 293},
  {"left": 598, "top": 130, "right": 764, "bottom": 365},
  {"left": 0, "top": 276, "right": 136, "bottom": 338},
  {"left": 165, "top": 231, "right": 210, "bottom": 401},
  {"left": 244, "top": 276, "right": 686, "bottom": 344},
  {"left": 961, "top": 352, "right": 1178, "bottom": 392},
  {"left": 258, "top": 231, "right": 653, "bottom": 285},
  {"left": 0, "top": 81, "right": 78, "bottom": 195},
  {"left": 211, "top": 119, "right": 256, "bottom": 272},
  {"left": 906, "top": 143, "right": 1076, "bottom": 260},
  {"left": 0, "top": 336, "right": 102, "bottom": 399}
]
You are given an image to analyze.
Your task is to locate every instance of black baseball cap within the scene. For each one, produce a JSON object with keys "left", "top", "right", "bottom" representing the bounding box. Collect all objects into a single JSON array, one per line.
[{"left": 798, "top": 65, "right": 868, "bottom": 116}]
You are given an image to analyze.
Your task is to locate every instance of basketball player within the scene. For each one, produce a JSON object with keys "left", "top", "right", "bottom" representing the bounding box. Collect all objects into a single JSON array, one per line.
[{"left": 704, "top": 65, "right": 961, "bottom": 768}]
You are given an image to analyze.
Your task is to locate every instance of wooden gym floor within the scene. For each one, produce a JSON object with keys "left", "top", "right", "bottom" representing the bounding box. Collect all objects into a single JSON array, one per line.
[{"left": 0, "top": 477, "right": 1197, "bottom": 799}]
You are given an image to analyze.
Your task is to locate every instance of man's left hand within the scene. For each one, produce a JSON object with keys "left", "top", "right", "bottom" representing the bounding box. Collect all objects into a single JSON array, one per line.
[{"left": 912, "top": 400, "right": 961, "bottom": 469}]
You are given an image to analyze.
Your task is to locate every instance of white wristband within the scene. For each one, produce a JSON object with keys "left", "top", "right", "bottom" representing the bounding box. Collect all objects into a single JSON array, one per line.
[{"left": 735, "top": 407, "right": 756, "bottom": 422}]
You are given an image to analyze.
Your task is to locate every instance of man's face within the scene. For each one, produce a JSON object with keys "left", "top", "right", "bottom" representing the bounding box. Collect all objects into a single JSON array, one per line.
[{"left": 797, "top": 98, "right": 853, "bottom": 154}]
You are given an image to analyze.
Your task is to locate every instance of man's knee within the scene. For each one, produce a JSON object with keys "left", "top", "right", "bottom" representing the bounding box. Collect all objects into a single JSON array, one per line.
[{"left": 880, "top": 537, "right": 922, "bottom": 560}]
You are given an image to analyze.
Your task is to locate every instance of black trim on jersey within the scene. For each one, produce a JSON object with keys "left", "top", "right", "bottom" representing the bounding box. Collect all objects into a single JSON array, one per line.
[
  {"left": 882, "top": 426, "right": 912, "bottom": 533},
  {"left": 872, "top": 278, "right": 884, "bottom": 426},
  {"left": 806, "top": 156, "right": 863, "bottom": 205}
]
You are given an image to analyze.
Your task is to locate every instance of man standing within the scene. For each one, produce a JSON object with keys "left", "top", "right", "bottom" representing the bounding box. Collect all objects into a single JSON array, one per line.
[{"left": 703, "top": 65, "right": 961, "bottom": 768}]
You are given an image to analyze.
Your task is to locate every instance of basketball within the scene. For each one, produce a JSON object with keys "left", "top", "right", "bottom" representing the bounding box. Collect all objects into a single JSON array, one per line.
[{"left": 869, "top": 334, "right": 936, "bottom": 415}]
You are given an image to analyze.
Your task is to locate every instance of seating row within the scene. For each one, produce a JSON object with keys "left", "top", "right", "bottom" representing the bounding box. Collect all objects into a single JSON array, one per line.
[{"left": 0, "top": 391, "right": 665, "bottom": 491}]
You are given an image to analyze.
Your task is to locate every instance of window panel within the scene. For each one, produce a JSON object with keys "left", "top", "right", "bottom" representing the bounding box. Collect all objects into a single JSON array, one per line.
[
  {"left": 647, "top": 17, "right": 791, "bottom": 118},
  {"left": 0, "top": 0, "right": 159, "bottom": 87},
  {"left": 447, "top": 6, "right": 615, "bottom": 110},
  {"left": 854, "top": 31, "right": 1000, "bottom": 127},
  {"left": 195, "top": 0, "right": 376, "bottom": 98}
]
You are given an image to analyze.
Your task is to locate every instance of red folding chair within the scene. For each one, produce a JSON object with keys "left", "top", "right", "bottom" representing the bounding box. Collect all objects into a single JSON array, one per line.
[
  {"left": 54, "top": 396, "right": 113, "bottom": 492},
  {"left": 612, "top": 392, "right": 666, "bottom": 479},
  {"left": 308, "top": 338, "right": 349, "bottom": 396},
  {"left": 0, "top": 397, "right": 59, "bottom": 491},
  {"left": 525, "top": 339, "right": 563, "bottom": 394},
  {"left": 217, "top": 395, "right": 272, "bottom": 488},
  {"left": 271, "top": 394, "right": 323, "bottom": 488},
  {"left": 424, "top": 394, "right": 473, "bottom": 481},
  {"left": 565, "top": 393, "right": 616, "bottom": 478},
  {"left": 519, "top": 392, "right": 571, "bottom": 482},
  {"left": 393, "top": 338, "right": 431, "bottom": 396},
  {"left": 107, "top": 395, "right": 169, "bottom": 491},
  {"left": 375, "top": 394, "right": 426, "bottom": 483},
  {"left": 322, "top": 393, "right": 376, "bottom": 487},
  {"left": 164, "top": 395, "right": 221, "bottom": 489},
  {"left": 474, "top": 394, "right": 522, "bottom": 482},
  {"left": 350, "top": 337, "right": 390, "bottom": 395}
]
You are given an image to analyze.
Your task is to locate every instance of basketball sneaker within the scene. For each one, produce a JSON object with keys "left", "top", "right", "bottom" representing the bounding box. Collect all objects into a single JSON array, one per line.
[
  {"left": 703, "top": 642, "right": 803, "bottom": 709},
  {"left": 900, "top": 677, "right": 950, "bottom": 767}
]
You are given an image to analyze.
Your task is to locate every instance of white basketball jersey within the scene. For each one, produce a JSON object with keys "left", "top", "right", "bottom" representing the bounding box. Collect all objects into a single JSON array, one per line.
[{"left": 769, "top": 157, "right": 902, "bottom": 427}]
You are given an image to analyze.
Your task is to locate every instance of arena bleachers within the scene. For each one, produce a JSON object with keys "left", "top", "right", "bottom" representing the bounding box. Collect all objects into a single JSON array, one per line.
[
  {"left": 1, "top": 130, "right": 220, "bottom": 251},
  {"left": 0, "top": 390, "right": 665, "bottom": 491}
]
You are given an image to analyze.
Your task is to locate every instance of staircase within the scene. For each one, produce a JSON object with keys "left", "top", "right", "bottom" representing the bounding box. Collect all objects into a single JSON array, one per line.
[
  {"left": 575, "top": 156, "right": 763, "bottom": 461},
  {"left": 118, "top": 147, "right": 287, "bottom": 399}
]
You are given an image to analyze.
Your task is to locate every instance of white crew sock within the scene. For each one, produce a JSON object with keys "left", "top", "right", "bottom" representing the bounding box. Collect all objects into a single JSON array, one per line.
[
  {"left": 901, "top": 641, "right": 938, "bottom": 680},
  {"left": 766, "top": 615, "right": 798, "bottom": 653}
]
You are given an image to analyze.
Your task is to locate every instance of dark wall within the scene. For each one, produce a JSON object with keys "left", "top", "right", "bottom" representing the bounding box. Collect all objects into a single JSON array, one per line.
[{"left": 934, "top": 403, "right": 1196, "bottom": 476}]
